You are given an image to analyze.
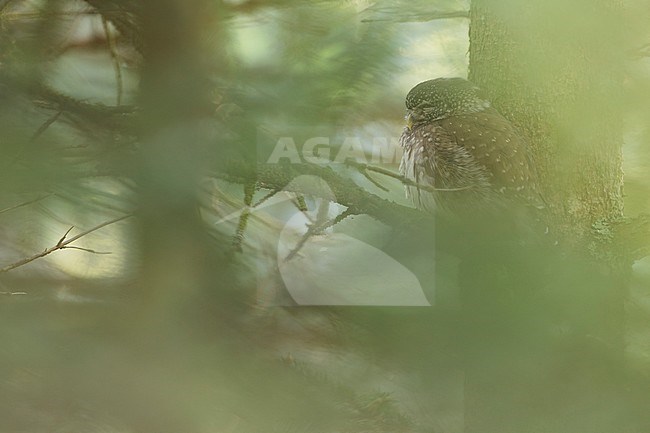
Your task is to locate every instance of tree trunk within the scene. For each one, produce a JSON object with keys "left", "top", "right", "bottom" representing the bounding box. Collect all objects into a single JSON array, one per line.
[
  {"left": 463, "top": 1, "right": 636, "bottom": 432},
  {"left": 468, "top": 0, "right": 628, "bottom": 237}
]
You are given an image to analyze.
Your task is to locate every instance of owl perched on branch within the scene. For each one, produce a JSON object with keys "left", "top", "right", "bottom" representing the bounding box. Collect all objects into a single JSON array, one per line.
[{"left": 399, "top": 77, "right": 543, "bottom": 217}]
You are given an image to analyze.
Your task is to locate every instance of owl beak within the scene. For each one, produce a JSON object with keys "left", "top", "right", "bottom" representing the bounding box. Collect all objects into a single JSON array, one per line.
[{"left": 405, "top": 112, "right": 414, "bottom": 130}]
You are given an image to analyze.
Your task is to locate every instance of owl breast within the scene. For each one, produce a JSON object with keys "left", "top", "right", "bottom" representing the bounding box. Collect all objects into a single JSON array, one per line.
[{"left": 399, "top": 107, "right": 540, "bottom": 215}]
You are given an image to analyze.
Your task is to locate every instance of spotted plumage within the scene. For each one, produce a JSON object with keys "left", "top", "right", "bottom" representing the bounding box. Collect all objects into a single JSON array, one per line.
[{"left": 399, "top": 77, "right": 542, "bottom": 216}]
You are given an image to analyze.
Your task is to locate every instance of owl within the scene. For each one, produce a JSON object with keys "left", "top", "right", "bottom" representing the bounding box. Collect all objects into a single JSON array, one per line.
[{"left": 399, "top": 77, "right": 542, "bottom": 217}]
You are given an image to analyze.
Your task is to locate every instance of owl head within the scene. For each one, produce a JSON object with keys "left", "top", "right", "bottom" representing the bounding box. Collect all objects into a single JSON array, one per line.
[{"left": 404, "top": 77, "right": 491, "bottom": 128}]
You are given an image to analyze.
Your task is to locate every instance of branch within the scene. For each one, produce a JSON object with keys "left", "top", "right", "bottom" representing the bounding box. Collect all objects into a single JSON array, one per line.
[
  {"left": 32, "top": 84, "right": 136, "bottom": 118},
  {"left": 350, "top": 161, "right": 389, "bottom": 192},
  {"left": 252, "top": 188, "right": 280, "bottom": 208},
  {"left": 0, "top": 214, "right": 133, "bottom": 273},
  {"left": 211, "top": 161, "right": 497, "bottom": 258},
  {"left": 0, "top": 70, "right": 137, "bottom": 131},
  {"left": 285, "top": 207, "right": 354, "bottom": 261},
  {"left": 214, "top": 161, "right": 433, "bottom": 232},
  {"left": 345, "top": 159, "right": 472, "bottom": 193}
]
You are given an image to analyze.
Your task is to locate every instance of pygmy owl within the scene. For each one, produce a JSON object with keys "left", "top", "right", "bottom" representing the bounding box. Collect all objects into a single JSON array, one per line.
[{"left": 399, "top": 77, "right": 542, "bottom": 216}]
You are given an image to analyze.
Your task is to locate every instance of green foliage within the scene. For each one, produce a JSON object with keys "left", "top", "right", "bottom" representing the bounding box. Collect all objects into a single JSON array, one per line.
[{"left": 1, "top": 1, "right": 649, "bottom": 432}]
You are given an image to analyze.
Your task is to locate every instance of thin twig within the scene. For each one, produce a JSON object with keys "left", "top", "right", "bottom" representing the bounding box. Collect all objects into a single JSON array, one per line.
[
  {"left": 64, "top": 246, "right": 112, "bottom": 254},
  {"left": 57, "top": 226, "right": 75, "bottom": 246},
  {"left": 102, "top": 16, "right": 123, "bottom": 106},
  {"left": 345, "top": 159, "right": 472, "bottom": 193},
  {"left": 5, "top": 111, "right": 63, "bottom": 169},
  {"left": 83, "top": 0, "right": 145, "bottom": 54},
  {"left": 284, "top": 222, "right": 318, "bottom": 262},
  {"left": 0, "top": 214, "right": 133, "bottom": 273},
  {"left": 252, "top": 188, "right": 279, "bottom": 208},
  {"left": 285, "top": 208, "right": 355, "bottom": 261},
  {"left": 0, "top": 194, "right": 53, "bottom": 216},
  {"left": 355, "top": 164, "right": 389, "bottom": 192},
  {"left": 31, "top": 110, "right": 62, "bottom": 141},
  {"left": 290, "top": 194, "right": 314, "bottom": 224}
]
